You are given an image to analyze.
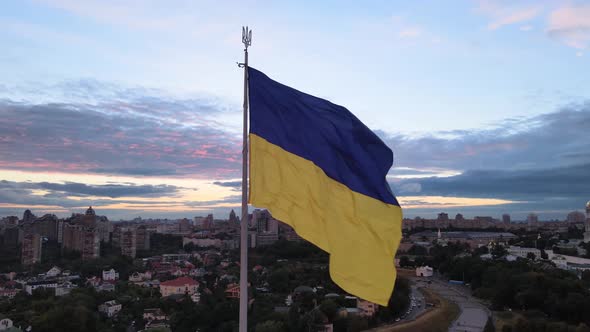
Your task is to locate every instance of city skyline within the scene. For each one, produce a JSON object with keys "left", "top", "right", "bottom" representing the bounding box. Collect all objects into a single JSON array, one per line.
[{"left": 1, "top": 0, "right": 590, "bottom": 219}]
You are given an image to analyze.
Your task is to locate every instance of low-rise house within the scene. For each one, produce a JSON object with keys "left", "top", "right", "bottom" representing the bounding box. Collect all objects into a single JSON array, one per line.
[
  {"left": 102, "top": 269, "right": 119, "bottom": 281},
  {"left": 86, "top": 276, "right": 101, "bottom": 287},
  {"left": 189, "top": 268, "right": 206, "bottom": 277},
  {"left": 0, "top": 316, "right": 15, "bottom": 331},
  {"left": 143, "top": 308, "right": 167, "bottom": 322},
  {"left": 190, "top": 291, "right": 201, "bottom": 303},
  {"left": 225, "top": 283, "right": 240, "bottom": 299},
  {"left": 98, "top": 300, "right": 122, "bottom": 317},
  {"left": 357, "top": 299, "right": 378, "bottom": 317},
  {"left": 25, "top": 280, "right": 58, "bottom": 295},
  {"left": 129, "top": 271, "right": 152, "bottom": 283},
  {"left": 159, "top": 277, "right": 199, "bottom": 297},
  {"left": 0, "top": 289, "right": 19, "bottom": 299},
  {"left": 96, "top": 282, "right": 116, "bottom": 293},
  {"left": 55, "top": 282, "right": 77, "bottom": 297},
  {"left": 416, "top": 266, "right": 434, "bottom": 277},
  {"left": 45, "top": 266, "right": 62, "bottom": 278}
]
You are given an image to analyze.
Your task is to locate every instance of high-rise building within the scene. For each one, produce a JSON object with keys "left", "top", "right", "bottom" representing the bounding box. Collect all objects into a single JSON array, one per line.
[
  {"left": 253, "top": 209, "right": 279, "bottom": 246},
  {"left": 24, "top": 214, "right": 59, "bottom": 242},
  {"left": 455, "top": 213, "right": 464, "bottom": 222},
  {"left": 567, "top": 211, "right": 586, "bottom": 223},
  {"left": 229, "top": 210, "right": 239, "bottom": 223},
  {"left": 502, "top": 214, "right": 511, "bottom": 224},
  {"left": 120, "top": 227, "right": 137, "bottom": 258},
  {"left": 2, "top": 227, "right": 22, "bottom": 248},
  {"left": 22, "top": 209, "right": 36, "bottom": 223},
  {"left": 527, "top": 213, "right": 538, "bottom": 231},
  {"left": 437, "top": 213, "right": 449, "bottom": 222},
  {"left": 136, "top": 225, "right": 151, "bottom": 251},
  {"left": 96, "top": 216, "right": 111, "bottom": 243},
  {"left": 584, "top": 201, "right": 590, "bottom": 243},
  {"left": 62, "top": 207, "right": 100, "bottom": 259},
  {"left": 179, "top": 218, "right": 192, "bottom": 233},
  {"left": 22, "top": 233, "right": 42, "bottom": 266}
]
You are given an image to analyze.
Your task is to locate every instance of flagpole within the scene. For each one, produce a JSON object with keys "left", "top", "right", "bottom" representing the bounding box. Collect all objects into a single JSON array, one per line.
[{"left": 239, "top": 26, "right": 252, "bottom": 332}]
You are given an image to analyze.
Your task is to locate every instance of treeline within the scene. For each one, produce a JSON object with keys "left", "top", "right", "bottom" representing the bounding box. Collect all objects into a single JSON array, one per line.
[
  {"left": 444, "top": 256, "right": 590, "bottom": 326},
  {"left": 250, "top": 277, "right": 411, "bottom": 332}
]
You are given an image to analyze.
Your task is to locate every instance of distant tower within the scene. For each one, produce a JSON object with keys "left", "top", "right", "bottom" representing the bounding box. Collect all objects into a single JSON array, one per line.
[
  {"left": 502, "top": 214, "right": 511, "bottom": 224},
  {"left": 85, "top": 206, "right": 96, "bottom": 216},
  {"left": 527, "top": 213, "right": 538, "bottom": 231},
  {"left": 584, "top": 201, "right": 590, "bottom": 243},
  {"left": 437, "top": 228, "right": 442, "bottom": 240},
  {"left": 229, "top": 209, "right": 238, "bottom": 223},
  {"left": 23, "top": 209, "right": 36, "bottom": 223}
]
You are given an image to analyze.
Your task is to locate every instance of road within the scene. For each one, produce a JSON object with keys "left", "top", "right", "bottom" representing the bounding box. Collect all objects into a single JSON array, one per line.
[
  {"left": 404, "top": 284, "right": 426, "bottom": 321},
  {"left": 414, "top": 278, "right": 489, "bottom": 332}
]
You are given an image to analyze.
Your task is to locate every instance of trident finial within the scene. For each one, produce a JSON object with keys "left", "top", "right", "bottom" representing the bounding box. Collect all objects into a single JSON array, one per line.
[{"left": 242, "top": 26, "right": 252, "bottom": 49}]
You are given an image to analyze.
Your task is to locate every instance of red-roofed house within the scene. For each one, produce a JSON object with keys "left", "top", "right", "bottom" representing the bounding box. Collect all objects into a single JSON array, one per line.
[
  {"left": 225, "top": 283, "right": 240, "bottom": 299},
  {"left": 159, "top": 277, "right": 199, "bottom": 297}
]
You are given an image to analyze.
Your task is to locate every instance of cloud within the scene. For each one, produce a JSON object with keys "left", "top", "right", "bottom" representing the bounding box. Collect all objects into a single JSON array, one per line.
[
  {"left": 382, "top": 103, "right": 590, "bottom": 172},
  {"left": 383, "top": 103, "right": 590, "bottom": 218},
  {"left": 547, "top": 4, "right": 590, "bottom": 49},
  {"left": 212, "top": 181, "right": 242, "bottom": 191},
  {"left": 0, "top": 180, "right": 181, "bottom": 199},
  {"left": 398, "top": 27, "right": 422, "bottom": 39},
  {"left": 475, "top": 0, "right": 542, "bottom": 30},
  {"left": 392, "top": 163, "right": 590, "bottom": 201},
  {"left": 0, "top": 81, "right": 241, "bottom": 179}
]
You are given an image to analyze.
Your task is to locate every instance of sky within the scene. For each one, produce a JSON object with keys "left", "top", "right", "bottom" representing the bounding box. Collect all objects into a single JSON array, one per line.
[{"left": 1, "top": 0, "right": 589, "bottom": 221}]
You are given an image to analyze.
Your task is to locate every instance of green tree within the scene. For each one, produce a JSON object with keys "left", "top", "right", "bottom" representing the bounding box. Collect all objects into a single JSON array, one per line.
[
  {"left": 319, "top": 299, "right": 339, "bottom": 322},
  {"left": 255, "top": 320, "right": 285, "bottom": 332},
  {"left": 268, "top": 269, "right": 290, "bottom": 293},
  {"left": 399, "top": 256, "right": 411, "bottom": 267},
  {"left": 491, "top": 244, "right": 508, "bottom": 259}
]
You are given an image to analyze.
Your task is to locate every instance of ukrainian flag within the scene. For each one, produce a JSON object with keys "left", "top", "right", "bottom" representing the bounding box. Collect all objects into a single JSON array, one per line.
[{"left": 248, "top": 68, "right": 402, "bottom": 306}]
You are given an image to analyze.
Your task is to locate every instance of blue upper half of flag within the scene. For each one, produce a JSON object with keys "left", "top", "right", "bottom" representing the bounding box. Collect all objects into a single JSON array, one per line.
[{"left": 248, "top": 67, "right": 399, "bottom": 206}]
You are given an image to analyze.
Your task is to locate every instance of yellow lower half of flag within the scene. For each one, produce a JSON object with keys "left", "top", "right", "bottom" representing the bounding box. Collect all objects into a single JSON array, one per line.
[{"left": 249, "top": 134, "right": 403, "bottom": 306}]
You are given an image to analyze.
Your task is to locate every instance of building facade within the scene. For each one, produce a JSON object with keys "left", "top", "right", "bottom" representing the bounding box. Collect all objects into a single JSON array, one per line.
[
  {"left": 21, "top": 233, "right": 42, "bottom": 266},
  {"left": 159, "top": 277, "right": 199, "bottom": 297}
]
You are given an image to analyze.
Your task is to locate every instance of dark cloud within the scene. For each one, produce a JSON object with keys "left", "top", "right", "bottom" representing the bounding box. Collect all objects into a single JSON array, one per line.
[
  {"left": 392, "top": 163, "right": 590, "bottom": 200},
  {"left": 212, "top": 181, "right": 242, "bottom": 191},
  {"left": 382, "top": 103, "right": 590, "bottom": 172},
  {"left": 89, "top": 168, "right": 178, "bottom": 176},
  {"left": 0, "top": 84, "right": 241, "bottom": 178},
  {"left": 0, "top": 180, "right": 182, "bottom": 207}
]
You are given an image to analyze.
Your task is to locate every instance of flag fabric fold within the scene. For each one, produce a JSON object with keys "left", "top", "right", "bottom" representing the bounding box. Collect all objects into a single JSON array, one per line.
[{"left": 248, "top": 67, "right": 402, "bottom": 306}]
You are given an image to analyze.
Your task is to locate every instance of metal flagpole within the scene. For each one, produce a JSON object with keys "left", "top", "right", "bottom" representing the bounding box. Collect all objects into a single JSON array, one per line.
[{"left": 239, "top": 26, "right": 252, "bottom": 332}]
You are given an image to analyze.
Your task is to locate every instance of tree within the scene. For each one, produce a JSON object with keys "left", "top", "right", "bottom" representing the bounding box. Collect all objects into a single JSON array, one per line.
[
  {"left": 491, "top": 244, "right": 508, "bottom": 259},
  {"left": 540, "top": 249, "right": 548, "bottom": 260},
  {"left": 268, "top": 268, "right": 290, "bottom": 293},
  {"left": 319, "top": 299, "right": 339, "bottom": 322},
  {"left": 408, "top": 245, "right": 428, "bottom": 256},
  {"left": 255, "top": 320, "right": 285, "bottom": 332},
  {"left": 399, "top": 256, "right": 412, "bottom": 268},
  {"left": 526, "top": 252, "right": 536, "bottom": 261}
]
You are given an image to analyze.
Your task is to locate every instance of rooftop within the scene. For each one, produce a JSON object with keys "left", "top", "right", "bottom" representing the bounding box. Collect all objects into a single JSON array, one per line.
[{"left": 160, "top": 277, "right": 198, "bottom": 287}]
